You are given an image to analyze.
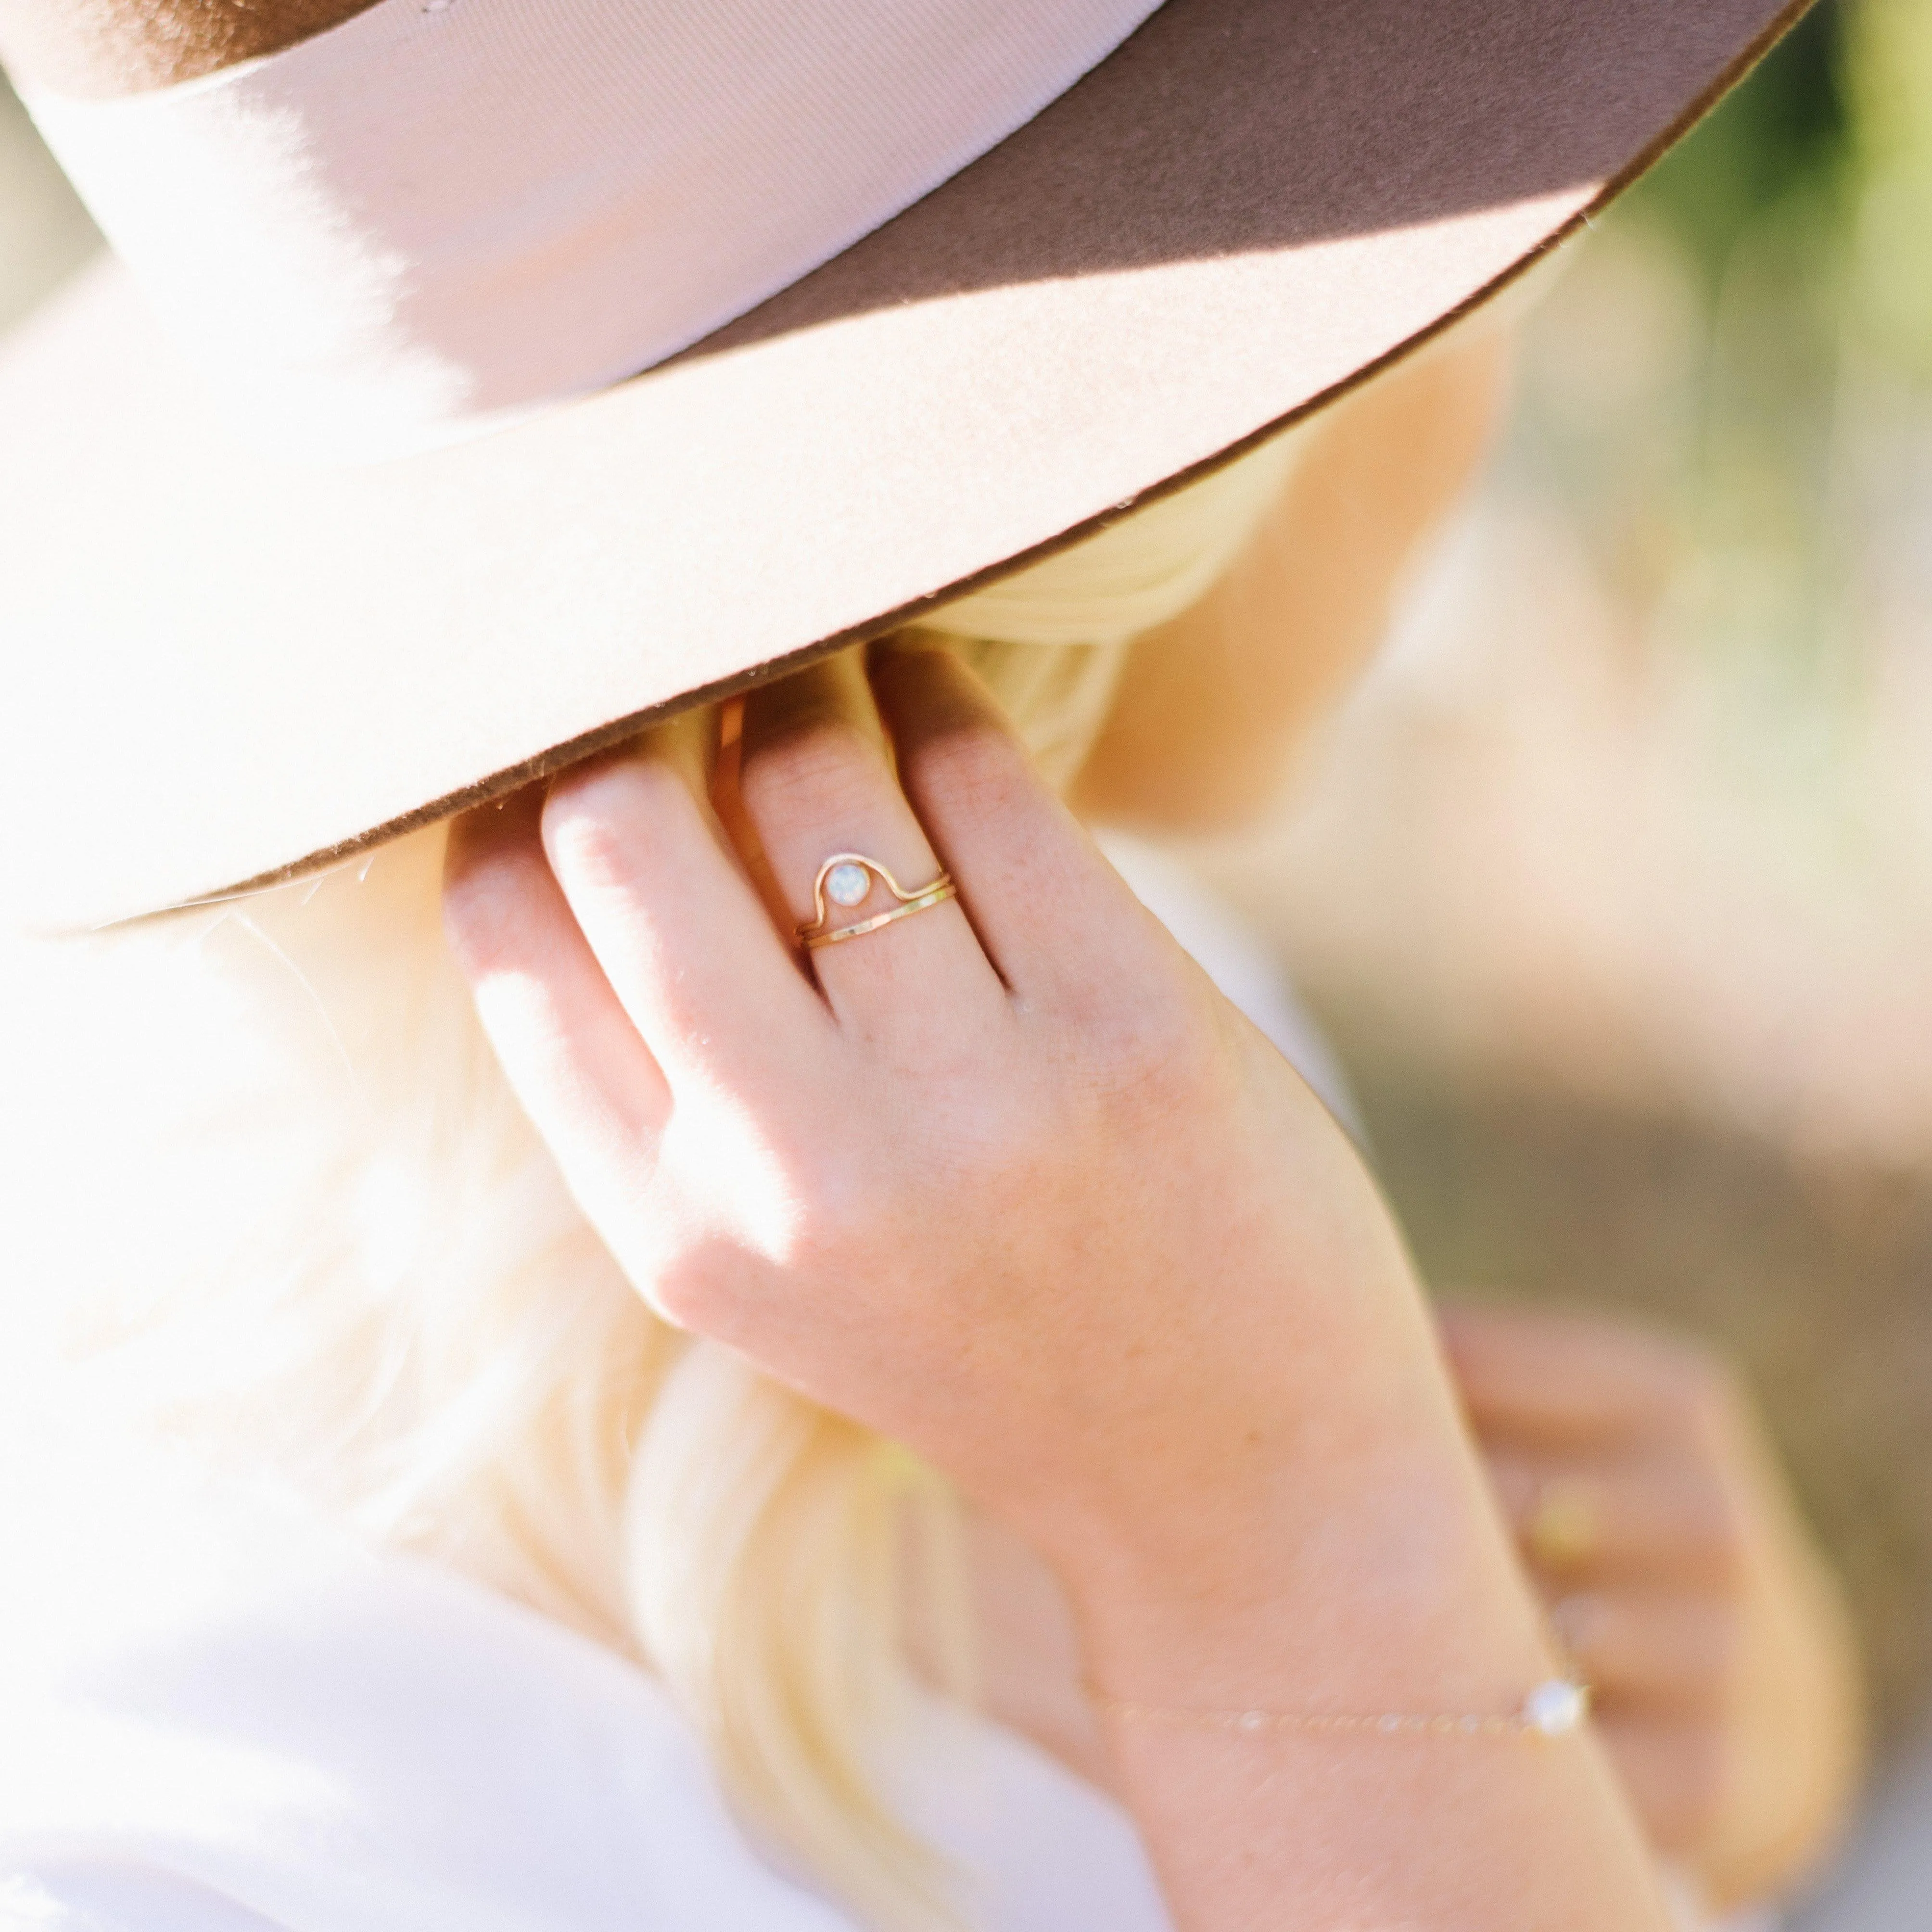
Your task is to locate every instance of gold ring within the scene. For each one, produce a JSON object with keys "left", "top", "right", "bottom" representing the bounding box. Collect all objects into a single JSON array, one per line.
[
  {"left": 795, "top": 853, "right": 957, "bottom": 950},
  {"left": 1525, "top": 1483, "right": 1601, "bottom": 1572}
]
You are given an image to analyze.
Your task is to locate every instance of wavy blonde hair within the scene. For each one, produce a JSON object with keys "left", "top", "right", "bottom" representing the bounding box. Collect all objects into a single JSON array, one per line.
[{"left": 1, "top": 435, "right": 1296, "bottom": 1931}]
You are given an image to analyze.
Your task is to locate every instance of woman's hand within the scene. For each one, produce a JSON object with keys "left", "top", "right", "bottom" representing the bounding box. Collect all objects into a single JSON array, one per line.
[
  {"left": 444, "top": 641, "right": 1667, "bottom": 1928},
  {"left": 1444, "top": 1305, "right": 1866, "bottom": 1914},
  {"left": 444, "top": 640, "right": 1429, "bottom": 1574}
]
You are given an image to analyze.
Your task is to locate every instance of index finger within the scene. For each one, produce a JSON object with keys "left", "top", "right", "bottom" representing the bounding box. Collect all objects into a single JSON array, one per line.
[{"left": 541, "top": 713, "right": 830, "bottom": 1093}]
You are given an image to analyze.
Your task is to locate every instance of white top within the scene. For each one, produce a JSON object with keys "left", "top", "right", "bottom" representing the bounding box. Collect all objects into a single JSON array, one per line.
[
  {"left": 0, "top": 854, "right": 1741, "bottom": 1930},
  {"left": 0, "top": 1481, "right": 1170, "bottom": 1932},
  {"left": 0, "top": 843, "right": 1309, "bottom": 1932}
]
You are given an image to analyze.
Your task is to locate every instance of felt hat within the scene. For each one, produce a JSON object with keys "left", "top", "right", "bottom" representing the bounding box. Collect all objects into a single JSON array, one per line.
[{"left": 0, "top": 0, "right": 1808, "bottom": 930}]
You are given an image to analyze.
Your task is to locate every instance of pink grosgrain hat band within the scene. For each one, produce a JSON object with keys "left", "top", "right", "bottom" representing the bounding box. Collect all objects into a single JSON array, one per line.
[{"left": 23, "top": 0, "right": 1161, "bottom": 460}]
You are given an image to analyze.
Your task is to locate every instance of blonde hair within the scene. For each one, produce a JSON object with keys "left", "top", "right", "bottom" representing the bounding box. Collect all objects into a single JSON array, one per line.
[{"left": 1, "top": 433, "right": 1297, "bottom": 1931}]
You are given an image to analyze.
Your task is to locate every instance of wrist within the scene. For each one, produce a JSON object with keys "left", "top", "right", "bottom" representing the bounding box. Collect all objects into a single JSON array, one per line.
[{"left": 1054, "top": 1411, "right": 1561, "bottom": 1718}]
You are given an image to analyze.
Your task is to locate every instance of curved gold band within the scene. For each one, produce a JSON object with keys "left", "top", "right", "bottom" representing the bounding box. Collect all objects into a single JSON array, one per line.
[
  {"left": 803, "top": 880, "right": 958, "bottom": 949},
  {"left": 795, "top": 853, "right": 958, "bottom": 950}
]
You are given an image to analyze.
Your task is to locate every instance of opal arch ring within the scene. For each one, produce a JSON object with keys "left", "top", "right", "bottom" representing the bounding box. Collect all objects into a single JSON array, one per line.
[{"left": 795, "top": 853, "right": 958, "bottom": 950}]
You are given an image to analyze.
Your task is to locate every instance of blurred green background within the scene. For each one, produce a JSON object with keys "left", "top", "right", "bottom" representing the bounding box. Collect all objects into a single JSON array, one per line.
[
  {"left": 5, "top": 4, "right": 1932, "bottom": 1914},
  {"left": 1194, "top": 0, "right": 1932, "bottom": 1807}
]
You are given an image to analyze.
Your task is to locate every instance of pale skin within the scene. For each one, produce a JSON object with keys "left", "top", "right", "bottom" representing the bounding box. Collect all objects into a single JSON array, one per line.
[
  {"left": 459, "top": 344, "right": 1862, "bottom": 1920},
  {"left": 2, "top": 0, "right": 1862, "bottom": 1917},
  {"left": 1446, "top": 1308, "right": 1864, "bottom": 1913},
  {"left": 444, "top": 647, "right": 1669, "bottom": 1930},
  {"left": 948, "top": 1304, "right": 1864, "bottom": 1918},
  {"left": 988, "top": 337, "right": 1868, "bottom": 1913}
]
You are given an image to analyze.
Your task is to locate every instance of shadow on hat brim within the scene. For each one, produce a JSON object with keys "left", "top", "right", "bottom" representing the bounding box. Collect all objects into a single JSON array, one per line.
[{"left": 0, "top": 0, "right": 1808, "bottom": 931}]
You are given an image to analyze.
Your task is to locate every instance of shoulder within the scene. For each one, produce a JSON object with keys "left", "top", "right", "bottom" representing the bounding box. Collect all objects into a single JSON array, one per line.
[
  {"left": 0, "top": 1437, "right": 1172, "bottom": 1932},
  {"left": 2, "top": 1865, "right": 290, "bottom": 1930}
]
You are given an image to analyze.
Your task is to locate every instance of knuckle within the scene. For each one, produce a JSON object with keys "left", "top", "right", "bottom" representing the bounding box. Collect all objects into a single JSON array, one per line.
[
  {"left": 740, "top": 717, "right": 883, "bottom": 827},
  {"left": 633, "top": 1186, "right": 775, "bottom": 1339},
  {"left": 1085, "top": 982, "right": 1228, "bottom": 1119},
  {"left": 902, "top": 711, "right": 1030, "bottom": 817},
  {"left": 699, "top": 1115, "right": 882, "bottom": 1280},
  {"left": 543, "top": 759, "right": 686, "bottom": 891},
  {"left": 648, "top": 1241, "right": 735, "bottom": 1335},
  {"left": 541, "top": 810, "right": 635, "bottom": 898},
  {"left": 782, "top": 1147, "right": 896, "bottom": 1271},
  {"left": 440, "top": 838, "right": 550, "bottom": 978}
]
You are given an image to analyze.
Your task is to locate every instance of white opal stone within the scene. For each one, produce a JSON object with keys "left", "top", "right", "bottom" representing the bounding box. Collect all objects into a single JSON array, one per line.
[
  {"left": 1524, "top": 1680, "right": 1587, "bottom": 1737},
  {"left": 825, "top": 862, "right": 871, "bottom": 907}
]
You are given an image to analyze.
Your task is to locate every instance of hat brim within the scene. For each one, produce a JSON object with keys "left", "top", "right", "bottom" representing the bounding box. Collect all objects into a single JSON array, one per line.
[{"left": 0, "top": 0, "right": 1805, "bottom": 930}]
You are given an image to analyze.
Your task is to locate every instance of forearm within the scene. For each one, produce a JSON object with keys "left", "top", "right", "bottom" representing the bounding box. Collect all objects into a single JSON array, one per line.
[
  {"left": 1058, "top": 1385, "right": 1672, "bottom": 1929},
  {"left": 451, "top": 643, "right": 1666, "bottom": 1927},
  {"left": 1071, "top": 326, "right": 1514, "bottom": 834}
]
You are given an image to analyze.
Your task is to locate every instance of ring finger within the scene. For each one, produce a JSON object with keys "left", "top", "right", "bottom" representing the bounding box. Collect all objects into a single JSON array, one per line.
[{"left": 735, "top": 652, "right": 1005, "bottom": 1042}]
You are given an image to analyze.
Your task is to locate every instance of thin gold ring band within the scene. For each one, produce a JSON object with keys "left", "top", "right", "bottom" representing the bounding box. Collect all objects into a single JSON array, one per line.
[
  {"left": 804, "top": 881, "right": 958, "bottom": 949},
  {"left": 1525, "top": 1483, "right": 1601, "bottom": 1572},
  {"left": 796, "top": 853, "right": 958, "bottom": 950}
]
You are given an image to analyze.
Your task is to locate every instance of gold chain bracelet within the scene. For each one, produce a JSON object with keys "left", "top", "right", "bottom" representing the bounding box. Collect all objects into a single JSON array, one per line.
[{"left": 1090, "top": 1678, "right": 1590, "bottom": 1741}]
